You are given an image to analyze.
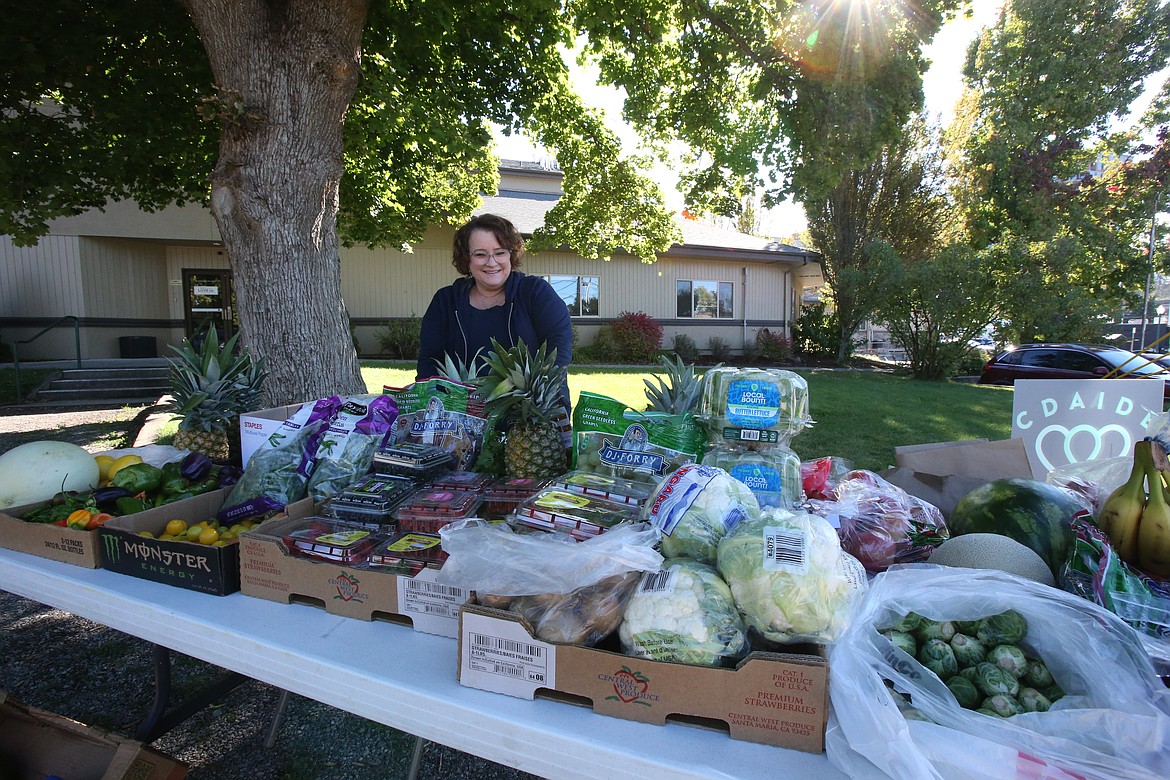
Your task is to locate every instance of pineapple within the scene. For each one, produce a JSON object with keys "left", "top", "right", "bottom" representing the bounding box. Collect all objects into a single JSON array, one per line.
[
  {"left": 644, "top": 354, "right": 711, "bottom": 413},
  {"left": 481, "top": 339, "right": 568, "bottom": 479},
  {"left": 167, "top": 324, "right": 267, "bottom": 462}
]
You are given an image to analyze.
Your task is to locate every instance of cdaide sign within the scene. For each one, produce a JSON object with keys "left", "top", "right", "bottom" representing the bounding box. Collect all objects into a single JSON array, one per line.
[{"left": 1011, "top": 379, "right": 1163, "bottom": 479}]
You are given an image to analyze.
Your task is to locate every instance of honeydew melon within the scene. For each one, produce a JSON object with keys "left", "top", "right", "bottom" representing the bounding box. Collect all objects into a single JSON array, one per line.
[
  {"left": 928, "top": 533, "right": 1055, "bottom": 586},
  {"left": 0, "top": 440, "right": 100, "bottom": 509}
]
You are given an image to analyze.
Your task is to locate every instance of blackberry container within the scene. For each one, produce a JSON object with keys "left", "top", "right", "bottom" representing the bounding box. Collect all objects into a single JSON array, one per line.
[
  {"left": 325, "top": 475, "right": 418, "bottom": 528},
  {"left": 425, "top": 470, "right": 494, "bottom": 494},
  {"left": 371, "top": 442, "right": 454, "bottom": 482}
]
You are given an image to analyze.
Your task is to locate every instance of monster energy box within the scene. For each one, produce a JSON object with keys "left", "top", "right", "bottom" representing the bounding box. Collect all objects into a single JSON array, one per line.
[{"left": 98, "top": 489, "right": 242, "bottom": 596}]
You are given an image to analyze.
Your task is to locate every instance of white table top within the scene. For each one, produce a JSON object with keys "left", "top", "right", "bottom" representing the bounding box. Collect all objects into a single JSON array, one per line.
[{"left": 0, "top": 548, "right": 846, "bottom": 780}]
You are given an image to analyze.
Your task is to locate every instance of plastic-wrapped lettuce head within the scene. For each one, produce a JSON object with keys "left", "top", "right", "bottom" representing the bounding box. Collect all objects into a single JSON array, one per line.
[
  {"left": 716, "top": 507, "right": 859, "bottom": 644},
  {"left": 618, "top": 558, "right": 747, "bottom": 666},
  {"left": 643, "top": 464, "right": 761, "bottom": 563}
]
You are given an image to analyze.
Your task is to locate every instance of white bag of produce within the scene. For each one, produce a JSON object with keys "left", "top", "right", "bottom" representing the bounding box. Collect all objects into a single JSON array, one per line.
[{"left": 827, "top": 565, "right": 1170, "bottom": 780}]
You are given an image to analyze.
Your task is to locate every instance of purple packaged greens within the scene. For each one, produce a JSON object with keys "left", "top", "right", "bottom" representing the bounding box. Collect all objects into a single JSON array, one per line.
[
  {"left": 223, "top": 396, "right": 342, "bottom": 510},
  {"left": 307, "top": 394, "right": 399, "bottom": 502}
]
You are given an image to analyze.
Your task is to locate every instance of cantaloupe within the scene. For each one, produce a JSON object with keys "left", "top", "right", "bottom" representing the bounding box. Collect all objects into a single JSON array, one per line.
[
  {"left": 928, "top": 533, "right": 1056, "bottom": 586},
  {"left": 0, "top": 440, "right": 100, "bottom": 509}
]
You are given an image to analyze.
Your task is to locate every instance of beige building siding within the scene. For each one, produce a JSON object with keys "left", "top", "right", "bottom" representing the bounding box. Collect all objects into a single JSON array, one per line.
[{"left": 0, "top": 235, "right": 87, "bottom": 358}]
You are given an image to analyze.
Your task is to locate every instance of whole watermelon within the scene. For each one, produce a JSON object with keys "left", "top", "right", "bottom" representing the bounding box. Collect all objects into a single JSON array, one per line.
[{"left": 948, "top": 479, "right": 1081, "bottom": 578}]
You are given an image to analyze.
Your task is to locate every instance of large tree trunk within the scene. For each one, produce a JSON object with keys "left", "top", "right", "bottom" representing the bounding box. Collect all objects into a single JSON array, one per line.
[{"left": 182, "top": 0, "right": 369, "bottom": 407}]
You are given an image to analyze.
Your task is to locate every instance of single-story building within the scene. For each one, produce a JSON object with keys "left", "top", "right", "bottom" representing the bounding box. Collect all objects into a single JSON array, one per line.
[{"left": 0, "top": 160, "right": 821, "bottom": 361}]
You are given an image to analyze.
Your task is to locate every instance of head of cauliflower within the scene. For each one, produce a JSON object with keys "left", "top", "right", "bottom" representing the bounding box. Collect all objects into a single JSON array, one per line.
[{"left": 618, "top": 558, "right": 747, "bottom": 667}]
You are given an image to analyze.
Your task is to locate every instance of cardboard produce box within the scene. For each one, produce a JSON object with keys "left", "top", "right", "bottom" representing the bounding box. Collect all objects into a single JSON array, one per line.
[
  {"left": 0, "top": 691, "right": 186, "bottom": 780},
  {"left": 98, "top": 489, "right": 243, "bottom": 596},
  {"left": 238, "top": 402, "right": 305, "bottom": 466},
  {"left": 238, "top": 509, "right": 465, "bottom": 638},
  {"left": 0, "top": 500, "right": 104, "bottom": 567},
  {"left": 458, "top": 601, "right": 829, "bottom": 754}
]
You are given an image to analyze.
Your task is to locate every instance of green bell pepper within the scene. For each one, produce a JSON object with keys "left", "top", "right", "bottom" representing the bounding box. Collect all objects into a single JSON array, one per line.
[{"left": 111, "top": 463, "right": 163, "bottom": 494}]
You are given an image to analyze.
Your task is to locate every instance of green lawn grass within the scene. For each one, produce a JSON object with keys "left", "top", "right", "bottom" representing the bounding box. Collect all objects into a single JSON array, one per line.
[{"left": 360, "top": 362, "right": 1015, "bottom": 472}]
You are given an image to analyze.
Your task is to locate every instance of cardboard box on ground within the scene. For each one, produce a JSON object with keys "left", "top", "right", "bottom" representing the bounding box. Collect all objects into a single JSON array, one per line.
[
  {"left": 0, "top": 691, "right": 186, "bottom": 780},
  {"left": 883, "top": 438, "right": 1034, "bottom": 519}
]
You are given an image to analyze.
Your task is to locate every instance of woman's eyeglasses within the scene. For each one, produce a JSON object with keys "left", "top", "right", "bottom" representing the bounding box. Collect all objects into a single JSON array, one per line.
[{"left": 470, "top": 249, "right": 511, "bottom": 263}]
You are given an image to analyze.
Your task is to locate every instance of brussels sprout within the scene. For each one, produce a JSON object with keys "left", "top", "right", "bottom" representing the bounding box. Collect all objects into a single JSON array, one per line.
[
  {"left": 890, "top": 612, "right": 923, "bottom": 633},
  {"left": 918, "top": 638, "right": 958, "bottom": 680},
  {"left": 949, "top": 633, "right": 987, "bottom": 668},
  {"left": 1042, "top": 683, "right": 1065, "bottom": 703},
  {"left": 976, "top": 610, "right": 1028, "bottom": 645},
  {"left": 1023, "top": 657, "right": 1055, "bottom": 689},
  {"left": 1018, "top": 687, "right": 1053, "bottom": 713},
  {"left": 974, "top": 661, "right": 1020, "bottom": 698},
  {"left": 883, "top": 629, "right": 917, "bottom": 657},
  {"left": 954, "top": 619, "right": 982, "bottom": 635},
  {"left": 958, "top": 666, "right": 981, "bottom": 685},
  {"left": 946, "top": 675, "right": 981, "bottom": 709},
  {"left": 981, "top": 694, "right": 1023, "bottom": 718},
  {"left": 914, "top": 618, "right": 957, "bottom": 643},
  {"left": 988, "top": 644, "right": 1029, "bottom": 678},
  {"left": 975, "top": 707, "right": 1000, "bottom": 717},
  {"left": 891, "top": 691, "right": 931, "bottom": 722}
]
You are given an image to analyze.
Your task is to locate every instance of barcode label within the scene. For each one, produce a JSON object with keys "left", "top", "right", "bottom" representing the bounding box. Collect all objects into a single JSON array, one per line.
[
  {"left": 405, "top": 578, "right": 462, "bottom": 598},
  {"left": 493, "top": 663, "right": 524, "bottom": 678},
  {"left": 637, "top": 567, "right": 678, "bottom": 594},
  {"left": 763, "top": 527, "right": 809, "bottom": 574},
  {"left": 472, "top": 634, "right": 546, "bottom": 658}
]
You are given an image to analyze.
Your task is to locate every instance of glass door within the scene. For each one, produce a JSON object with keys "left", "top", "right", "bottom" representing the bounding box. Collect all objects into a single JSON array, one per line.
[{"left": 183, "top": 269, "right": 236, "bottom": 343}]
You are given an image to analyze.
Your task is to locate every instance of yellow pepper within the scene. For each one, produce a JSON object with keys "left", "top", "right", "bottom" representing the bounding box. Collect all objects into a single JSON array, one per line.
[{"left": 66, "top": 509, "right": 93, "bottom": 530}]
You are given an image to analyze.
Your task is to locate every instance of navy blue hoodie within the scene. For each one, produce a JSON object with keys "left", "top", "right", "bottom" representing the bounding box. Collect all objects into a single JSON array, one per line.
[{"left": 416, "top": 271, "right": 572, "bottom": 411}]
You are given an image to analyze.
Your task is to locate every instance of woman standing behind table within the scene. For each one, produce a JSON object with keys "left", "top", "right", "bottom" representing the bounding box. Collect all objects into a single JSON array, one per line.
[{"left": 416, "top": 213, "right": 573, "bottom": 413}]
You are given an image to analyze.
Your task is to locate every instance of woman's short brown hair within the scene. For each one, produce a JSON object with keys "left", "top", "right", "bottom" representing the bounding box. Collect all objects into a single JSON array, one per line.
[{"left": 452, "top": 213, "right": 525, "bottom": 276}]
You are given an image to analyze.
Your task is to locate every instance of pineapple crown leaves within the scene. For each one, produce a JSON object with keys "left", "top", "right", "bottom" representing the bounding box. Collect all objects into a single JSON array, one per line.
[
  {"left": 434, "top": 349, "right": 485, "bottom": 386},
  {"left": 480, "top": 338, "right": 566, "bottom": 425},
  {"left": 166, "top": 323, "right": 268, "bottom": 425},
  {"left": 643, "top": 354, "right": 717, "bottom": 414}
]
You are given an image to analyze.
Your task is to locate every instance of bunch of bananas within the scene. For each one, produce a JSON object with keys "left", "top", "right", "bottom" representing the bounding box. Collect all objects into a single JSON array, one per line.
[{"left": 1097, "top": 439, "right": 1170, "bottom": 577}]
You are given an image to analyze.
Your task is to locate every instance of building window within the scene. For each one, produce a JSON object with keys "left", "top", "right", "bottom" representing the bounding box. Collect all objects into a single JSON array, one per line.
[
  {"left": 542, "top": 275, "right": 599, "bottom": 316},
  {"left": 677, "top": 280, "right": 733, "bottom": 318}
]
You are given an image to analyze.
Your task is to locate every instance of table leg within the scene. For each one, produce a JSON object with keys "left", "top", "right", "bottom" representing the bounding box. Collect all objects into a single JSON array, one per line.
[
  {"left": 408, "top": 735, "right": 426, "bottom": 780},
  {"left": 134, "top": 643, "right": 249, "bottom": 742}
]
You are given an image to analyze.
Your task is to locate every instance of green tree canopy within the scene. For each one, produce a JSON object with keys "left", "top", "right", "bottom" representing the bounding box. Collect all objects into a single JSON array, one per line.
[{"left": 2, "top": 0, "right": 960, "bottom": 404}]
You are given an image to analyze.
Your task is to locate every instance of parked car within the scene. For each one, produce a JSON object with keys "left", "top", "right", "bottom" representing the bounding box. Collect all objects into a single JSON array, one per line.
[
  {"left": 978, "top": 343, "right": 1170, "bottom": 399},
  {"left": 1140, "top": 351, "right": 1170, "bottom": 370}
]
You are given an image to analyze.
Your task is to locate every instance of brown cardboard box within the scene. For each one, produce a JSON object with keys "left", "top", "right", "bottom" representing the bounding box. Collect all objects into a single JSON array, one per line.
[
  {"left": 0, "top": 500, "right": 103, "bottom": 567},
  {"left": 458, "top": 601, "right": 829, "bottom": 754},
  {"left": 98, "top": 489, "right": 242, "bottom": 596},
  {"left": 238, "top": 508, "right": 464, "bottom": 638},
  {"left": 894, "top": 438, "right": 1033, "bottom": 481},
  {"left": 0, "top": 691, "right": 186, "bottom": 780},
  {"left": 238, "top": 403, "right": 305, "bottom": 466}
]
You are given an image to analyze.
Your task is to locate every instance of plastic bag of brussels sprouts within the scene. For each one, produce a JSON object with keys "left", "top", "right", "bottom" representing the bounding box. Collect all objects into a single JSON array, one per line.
[{"left": 826, "top": 565, "right": 1170, "bottom": 780}]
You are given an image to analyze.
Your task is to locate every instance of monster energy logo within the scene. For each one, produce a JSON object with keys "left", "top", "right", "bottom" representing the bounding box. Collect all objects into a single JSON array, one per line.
[{"left": 102, "top": 533, "right": 120, "bottom": 563}]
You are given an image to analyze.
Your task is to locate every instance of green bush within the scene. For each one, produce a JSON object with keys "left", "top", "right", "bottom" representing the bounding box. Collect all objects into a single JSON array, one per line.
[
  {"left": 671, "top": 333, "right": 700, "bottom": 362},
  {"left": 374, "top": 317, "right": 421, "bottom": 360},
  {"left": 792, "top": 301, "right": 838, "bottom": 359},
  {"left": 574, "top": 325, "right": 621, "bottom": 363},
  {"left": 706, "top": 335, "right": 732, "bottom": 363},
  {"left": 756, "top": 327, "right": 792, "bottom": 363},
  {"left": 954, "top": 347, "right": 992, "bottom": 377},
  {"left": 612, "top": 311, "right": 663, "bottom": 363}
]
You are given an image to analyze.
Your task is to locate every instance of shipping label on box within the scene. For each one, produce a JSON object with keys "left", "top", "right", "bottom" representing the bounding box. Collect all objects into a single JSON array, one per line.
[
  {"left": 238, "top": 512, "right": 461, "bottom": 637},
  {"left": 239, "top": 403, "right": 305, "bottom": 466},
  {"left": 98, "top": 489, "right": 241, "bottom": 596},
  {"left": 0, "top": 501, "right": 102, "bottom": 567},
  {"left": 458, "top": 603, "right": 829, "bottom": 754}
]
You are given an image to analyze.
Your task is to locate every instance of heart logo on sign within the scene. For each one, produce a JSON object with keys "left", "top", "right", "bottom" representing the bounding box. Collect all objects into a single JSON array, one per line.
[{"left": 1033, "top": 423, "right": 1132, "bottom": 474}]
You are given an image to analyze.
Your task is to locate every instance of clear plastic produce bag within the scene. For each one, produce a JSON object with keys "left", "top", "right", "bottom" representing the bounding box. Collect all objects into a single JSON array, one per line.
[{"left": 826, "top": 565, "right": 1170, "bottom": 780}]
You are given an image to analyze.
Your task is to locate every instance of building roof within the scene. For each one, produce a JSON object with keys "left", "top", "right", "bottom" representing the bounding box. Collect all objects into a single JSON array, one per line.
[{"left": 476, "top": 189, "right": 816, "bottom": 266}]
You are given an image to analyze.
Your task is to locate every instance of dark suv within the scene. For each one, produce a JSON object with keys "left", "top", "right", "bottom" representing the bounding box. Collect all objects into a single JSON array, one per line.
[{"left": 978, "top": 343, "right": 1170, "bottom": 398}]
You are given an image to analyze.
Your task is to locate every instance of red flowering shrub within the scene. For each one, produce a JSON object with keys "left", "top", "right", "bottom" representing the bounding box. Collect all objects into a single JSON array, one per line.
[
  {"left": 756, "top": 327, "right": 793, "bottom": 363},
  {"left": 612, "top": 311, "right": 664, "bottom": 363}
]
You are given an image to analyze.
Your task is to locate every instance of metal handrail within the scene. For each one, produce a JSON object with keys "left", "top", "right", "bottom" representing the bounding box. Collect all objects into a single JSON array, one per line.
[{"left": 12, "top": 315, "right": 82, "bottom": 401}]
